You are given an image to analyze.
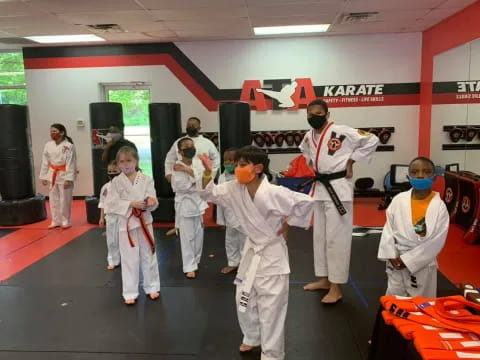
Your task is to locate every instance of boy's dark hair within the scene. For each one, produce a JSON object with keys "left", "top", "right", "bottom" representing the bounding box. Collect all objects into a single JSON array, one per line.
[
  {"left": 235, "top": 145, "right": 273, "bottom": 181},
  {"left": 188, "top": 116, "right": 201, "bottom": 125},
  {"left": 177, "top": 137, "right": 194, "bottom": 150},
  {"left": 108, "top": 160, "right": 117, "bottom": 167},
  {"left": 307, "top": 99, "right": 329, "bottom": 113},
  {"left": 224, "top": 147, "right": 238, "bottom": 154},
  {"left": 409, "top": 157, "right": 436, "bottom": 172}
]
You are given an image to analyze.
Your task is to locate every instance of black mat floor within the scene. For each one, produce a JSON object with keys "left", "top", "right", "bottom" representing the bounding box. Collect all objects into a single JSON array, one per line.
[{"left": 0, "top": 227, "right": 458, "bottom": 360}]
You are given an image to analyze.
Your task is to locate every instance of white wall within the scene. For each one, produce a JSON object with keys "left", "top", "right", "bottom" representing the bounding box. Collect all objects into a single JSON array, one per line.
[
  {"left": 26, "top": 32, "right": 422, "bottom": 196},
  {"left": 432, "top": 40, "right": 480, "bottom": 174}
]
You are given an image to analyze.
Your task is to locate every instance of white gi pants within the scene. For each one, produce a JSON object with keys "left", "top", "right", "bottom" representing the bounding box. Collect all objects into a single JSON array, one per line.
[
  {"left": 386, "top": 263, "right": 437, "bottom": 298},
  {"left": 49, "top": 183, "right": 73, "bottom": 227},
  {"left": 105, "top": 215, "right": 121, "bottom": 267},
  {"left": 313, "top": 200, "right": 353, "bottom": 284},
  {"left": 178, "top": 215, "right": 204, "bottom": 273},
  {"left": 225, "top": 227, "right": 246, "bottom": 267},
  {"left": 236, "top": 274, "right": 289, "bottom": 360},
  {"left": 119, "top": 225, "right": 160, "bottom": 300}
]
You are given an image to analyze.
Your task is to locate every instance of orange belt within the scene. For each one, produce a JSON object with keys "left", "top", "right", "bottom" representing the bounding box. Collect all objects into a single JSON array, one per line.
[
  {"left": 127, "top": 208, "right": 155, "bottom": 254},
  {"left": 49, "top": 162, "right": 66, "bottom": 186}
]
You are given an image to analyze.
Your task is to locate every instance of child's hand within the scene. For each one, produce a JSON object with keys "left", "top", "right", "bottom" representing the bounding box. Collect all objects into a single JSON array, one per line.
[
  {"left": 277, "top": 221, "right": 289, "bottom": 239},
  {"left": 173, "top": 164, "right": 188, "bottom": 172},
  {"left": 131, "top": 201, "right": 146, "bottom": 210},
  {"left": 146, "top": 197, "right": 157, "bottom": 207},
  {"left": 99, "top": 218, "right": 105, "bottom": 227},
  {"left": 389, "top": 258, "right": 405, "bottom": 270},
  {"left": 198, "top": 153, "right": 212, "bottom": 172},
  {"left": 64, "top": 180, "right": 73, "bottom": 189},
  {"left": 41, "top": 180, "right": 49, "bottom": 186}
]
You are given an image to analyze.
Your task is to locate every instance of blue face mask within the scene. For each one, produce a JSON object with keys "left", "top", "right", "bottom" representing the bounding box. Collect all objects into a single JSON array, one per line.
[{"left": 408, "top": 175, "right": 435, "bottom": 190}]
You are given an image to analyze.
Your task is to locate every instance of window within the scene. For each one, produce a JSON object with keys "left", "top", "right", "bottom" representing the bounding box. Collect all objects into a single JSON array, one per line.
[{"left": 0, "top": 52, "right": 27, "bottom": 105}]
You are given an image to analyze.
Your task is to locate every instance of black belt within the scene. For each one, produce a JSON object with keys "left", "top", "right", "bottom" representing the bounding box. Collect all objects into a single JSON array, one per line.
[{"left": 297, "top": 170, "right": 348, "bottom": 216}]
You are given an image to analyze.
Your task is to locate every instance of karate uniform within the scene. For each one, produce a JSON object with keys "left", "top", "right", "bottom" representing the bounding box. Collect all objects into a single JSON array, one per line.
[
  {"left": 217, "top": 171, "right": 247, "bottom": 267},
  {"left": 39, "top": 139, "right": 77, "bottom": 228},
  {"left": 378, "top": 190, "right": 449, "bottom": 297},
  {"left": 200, "top": 176, "right": 314, "bottom": 360},
  {"left": 98, "top": 182, "right": 121, "bottom": 267},
  {"left": 300, "top": 124, "right": 378, "bottom": 284},
  {"left": 172, "top": 159, "right": 208, "bottom": 273},
  {"left": 106, "top": 172, "right": 160, "bottom": 300}
]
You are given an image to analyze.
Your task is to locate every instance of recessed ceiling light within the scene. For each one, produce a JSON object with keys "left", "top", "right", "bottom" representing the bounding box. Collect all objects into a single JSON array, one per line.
[
  {"left": 254, "top": 24, "right": 330, "bottom": 36},
  {"left": 24, "top": 34, "right": 106, "bottom": 44}
]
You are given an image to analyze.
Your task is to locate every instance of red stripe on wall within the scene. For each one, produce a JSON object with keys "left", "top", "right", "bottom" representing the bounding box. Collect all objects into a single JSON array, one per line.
[
  {"left": 419, "top": 1, "right": 480, "bottom": 157},
  {"left": 433, "top": 92, "right": 480, "bottom": 104},
  {"left": 24, "top": 54, "right": 219, "bottom": 111},
  {"left": 324, "top": 94, "right": 419, "bottom": 107}
]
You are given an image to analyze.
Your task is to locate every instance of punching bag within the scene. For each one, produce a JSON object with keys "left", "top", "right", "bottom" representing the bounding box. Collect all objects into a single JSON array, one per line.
[
  {"left": 219, "top": 102, "right": 251, "bottom": 163},
  {"left": 89, "top": 102, "right": 123, "bottom": 197},
  {"left": 0, "top": 105, "right": 34, "bottom": 200},
  {"left": 149, "top": 103, "right": 182, "bottom": 198}
]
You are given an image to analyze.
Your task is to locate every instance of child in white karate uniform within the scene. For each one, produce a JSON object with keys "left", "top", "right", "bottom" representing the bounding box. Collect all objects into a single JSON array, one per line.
[
  {"left": 378, "top": 157, "right": 449, "bottom": 298},
  {"left": 199, "top": 146, "right": 314, "bottom": 360},
  {"left": 98, "top": 161, "right": 121, "bottom": 270},
  {"left": 171, "top": 138, "right": 208, "bottom": 279},
  {"left": 106, "top": 146, "right": 160, "bottom": 305},
  {"left": 217, "top": 148, "right": 247, "bottom": 274}
]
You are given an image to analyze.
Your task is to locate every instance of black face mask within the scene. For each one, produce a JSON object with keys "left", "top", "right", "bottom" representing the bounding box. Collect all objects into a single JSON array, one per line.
[
  {"left": 182, "top": 148, "right": 196, "bottom": 159},
  {"left": 108, "top": 172, "right": 120, "bottom": 180},
  {"left": 186, "top": 126, "right": 199, "bottom": 137},
  {"left": 308, "top": 114, "right": 327, "bottom": 129}
]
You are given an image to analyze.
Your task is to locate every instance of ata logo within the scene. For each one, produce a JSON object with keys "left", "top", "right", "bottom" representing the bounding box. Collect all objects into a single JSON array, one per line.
[{"left": 327, "top": 132, "right": 346, "bottom": 156}]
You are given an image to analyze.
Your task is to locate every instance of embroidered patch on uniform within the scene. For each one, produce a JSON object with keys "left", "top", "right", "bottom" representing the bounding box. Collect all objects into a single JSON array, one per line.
[
  {"left": 102, "top": 189, "right": 108, "bottom": 197},
  {"left": 357, "top": 129, "right": 371, "bottom": 136},
  {"left": 327, "top": 132, "right": 346, "bottom": 156}
]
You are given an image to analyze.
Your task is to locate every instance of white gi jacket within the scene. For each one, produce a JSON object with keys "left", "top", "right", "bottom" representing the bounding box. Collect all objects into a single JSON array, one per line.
[
  {"left": 378, "top": 190, "right": 450, "bottom": 274},
  {"left": 299, "top": 123, "right": 378, "bottom": 201},
  {"left": 199, "top": 176, "right": 314, "bottom": 277},
  {"left": 171, "top": 159, "right": 208, "bottom": 217},
  {"left": 39, "top": 140, "right": 77, "bottom": 184},
  {"left": 105, "top": 172, "right": 158, "bottom": 231},
  {"left": 164, "top": 135, "right": 220, "bottom": 177},
  {"left": 216, "top": 171, "right": 243, "bottom": 231}
]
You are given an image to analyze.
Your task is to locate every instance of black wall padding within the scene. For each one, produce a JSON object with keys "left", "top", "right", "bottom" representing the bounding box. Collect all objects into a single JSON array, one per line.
[
  {"left": 152, "top": 198, "right": 175, "bottom": 223},
  {"left": 0, "top": 105, "right": 34, "bottom": 200},
  {"left": 89, "top": 102, "right": 123, "bottom": 197},
  {"left": 0, "top": 196, "right": 46, "bottom": 226},
  {"left": 218, "top": 102, "right": 251, "bottom": 167},
  {"left": 85, "top": 196, "right": 101, "bottom": 224},
  {"left": 149, "top": 103, "right": 181, "bottom": 198}
]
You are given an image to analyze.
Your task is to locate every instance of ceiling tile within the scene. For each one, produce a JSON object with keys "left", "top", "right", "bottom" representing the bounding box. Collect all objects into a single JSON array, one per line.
[
  {"left": 137, "top": 0, "right": 245, "bottom": 9},
  {"left": 0, "top": 14, "right": 67, "bottom": 29},
  {"left": 247, "top": 3, "right": 342, "bottom": 17},
  {"left": 420, "top": 7, "right": 464, "bottom": 21},
  {"left": 0, "top": 1, "right": 39, "bottom": 17},
  {"left": 344, "top": 0, "right": 444, "bottom": 12},
  {"left": 164, "top": 18, "right": 251, "bottom": 31},
  {"left": 4, "top": 24, "right": 88, "bottom": 36},
  {"left": 438, "top": 0, "right": 478, "bottom": 9},
  {"left": 120, "top": 22, "right": 169, "bottom": 32},
  {"left": 150, "top": 7, "right": 248, "bottom": 21},
  {"left": 98, "top": 32, "right": 157, "bottom": 41},
  {"left": 245, "top": 0, "right": 342, "bottom": 5},
  {"left": 57, "top": 11, "right": 155, "bottom": 25},
  {"left": 23, "top": 0, "right": 143, "bottom": 13}
]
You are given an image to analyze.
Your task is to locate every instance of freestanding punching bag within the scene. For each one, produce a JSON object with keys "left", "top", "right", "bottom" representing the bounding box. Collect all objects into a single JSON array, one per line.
[
  {"left": 0, "top": 104, "right": 46, "bottom": 225},
  {"left": 85, "top": 102, "right": 123, "bottom": 224},
  {"left": 218, "top": 102, "right": 251, "bottom": 165},
  {"left": 149, "top": 103, "right": 181, "bottom": 222}
]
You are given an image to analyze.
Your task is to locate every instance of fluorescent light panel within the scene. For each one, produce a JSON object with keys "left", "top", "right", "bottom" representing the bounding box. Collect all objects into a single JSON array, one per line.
[
  {"left": 254, "top": 24, "right": 330, "bottom": 36},
  {"left": 25, "top": 34, "right": 106, "bottom": 44}
]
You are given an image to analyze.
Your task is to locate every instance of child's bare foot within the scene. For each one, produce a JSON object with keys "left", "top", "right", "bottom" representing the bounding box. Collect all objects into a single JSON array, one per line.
[
  {"left": 149, "top": 292, "right": 160, "bottom": 300},
  {"left": 239, "top": 344, "right": 255, "bottom": 353},
  {"left": 321, "top": 284, "right": 342, "bottom": 304},
  {"left": 221, "top": 266, "right": 238, "bottom": 274},
  {"left": 124, "top": 298, "right": 136, "bottom": 305},
  {"left": 185, "top": 271, "right": 196, "bottom": 279},
  {"left": 304, "top": 278, "right": 330, "bottom": 291}
]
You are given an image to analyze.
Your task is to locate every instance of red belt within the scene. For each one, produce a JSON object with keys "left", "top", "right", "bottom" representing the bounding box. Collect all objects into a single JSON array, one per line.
[
  {"left": 127, "top": 208, "right": 155, "bottom": 254},
  {"left": 49, "top": 162, "right": 66, "bottom": 186}
]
